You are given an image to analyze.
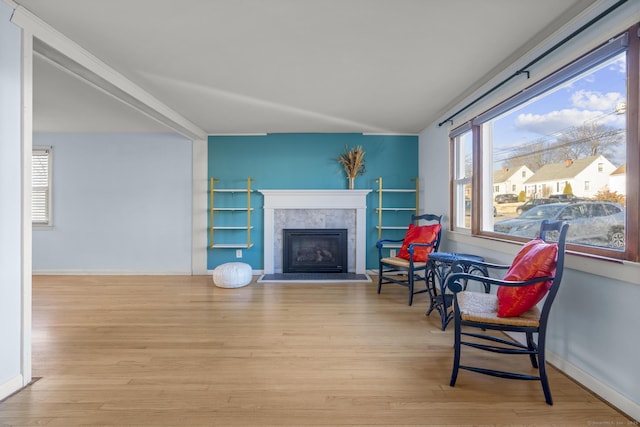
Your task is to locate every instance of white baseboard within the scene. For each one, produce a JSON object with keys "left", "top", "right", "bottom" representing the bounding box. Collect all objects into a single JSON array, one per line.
[
  {"left": 547, "top": 351, "right": 639, "bottom": 421},
  {"left": 0, "top": 374, "right": 24, "bottom": 401},
  {"left": 32, "top": 269, "right": 192, "bottom": 275}
]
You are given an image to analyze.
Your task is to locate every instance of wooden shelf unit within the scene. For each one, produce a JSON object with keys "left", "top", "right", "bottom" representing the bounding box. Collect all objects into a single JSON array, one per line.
[
  {"left": 208, "top": 178, "right": 255, "bottom": 249},
  {"left": 375, "top": 177, "right": 419, "bottom": 247}
]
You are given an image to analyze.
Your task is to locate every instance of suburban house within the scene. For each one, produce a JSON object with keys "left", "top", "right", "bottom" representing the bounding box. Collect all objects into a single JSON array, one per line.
[
  {"left": 610, "top": 163, "right": 627, "bottom": 195},
  {"left": 523, "top": 155, "right": 618, "bottom": 199},
  {"left": 493, "top": 165, "right": 534, "bottom": 198},
  {"left": 1, "top": 0, "right": 639, "bottom": 423}
]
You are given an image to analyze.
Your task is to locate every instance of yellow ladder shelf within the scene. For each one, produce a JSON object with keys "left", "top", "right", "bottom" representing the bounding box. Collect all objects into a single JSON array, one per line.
[
  {"left": 208, "top": 178, "right": 255, "bottom": 249},
  {"left": 375, "top": 176, "right": 419, "bottom": 242}
]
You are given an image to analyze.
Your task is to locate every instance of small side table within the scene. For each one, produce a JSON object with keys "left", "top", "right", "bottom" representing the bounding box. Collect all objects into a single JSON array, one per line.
[{"left": 425, "top": 252, "right": 488, "bottom": 330}]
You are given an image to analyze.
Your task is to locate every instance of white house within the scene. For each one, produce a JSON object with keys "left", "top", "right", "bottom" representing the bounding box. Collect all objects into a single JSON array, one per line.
[
  {"left": 493, "top": 165, "right": 533, "bottom": 197},
  {"left": 609, "top": 163, "right": 627, "bottom": 195},
  {"left": 523, "top": 155, "right": 617, "bottom": 198}
]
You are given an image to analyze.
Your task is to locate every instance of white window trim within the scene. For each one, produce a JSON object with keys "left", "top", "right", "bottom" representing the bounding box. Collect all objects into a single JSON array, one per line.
[{"left": 451, "top": 126, "right": 472, "bottom": 231}]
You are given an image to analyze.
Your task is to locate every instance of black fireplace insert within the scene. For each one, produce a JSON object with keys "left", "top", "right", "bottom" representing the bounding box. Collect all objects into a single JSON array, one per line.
[{"left": 283, "top": 229, "right": 348, "bottom": 273}]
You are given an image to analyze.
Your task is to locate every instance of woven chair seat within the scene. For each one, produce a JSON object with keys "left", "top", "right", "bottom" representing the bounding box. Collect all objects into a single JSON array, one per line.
[
  {"left": 457, "top": 291, "right": 540, "bottom": 327},
  {"left": 379, "top": 256, "right": 427, "bottom": 269}
]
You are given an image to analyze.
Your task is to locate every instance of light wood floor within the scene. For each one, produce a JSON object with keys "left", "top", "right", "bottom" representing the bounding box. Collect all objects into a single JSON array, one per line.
[{"left": 0, "top": 275, "right": 632, "bottom": 426}]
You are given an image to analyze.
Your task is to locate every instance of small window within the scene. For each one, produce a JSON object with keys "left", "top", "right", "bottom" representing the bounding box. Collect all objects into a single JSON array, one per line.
[
  {"left": 32, "top": 147, "right": 51, "bottom": 226},
  {"left": 451, "top": 125, "right": 473, "bottom": 230}
]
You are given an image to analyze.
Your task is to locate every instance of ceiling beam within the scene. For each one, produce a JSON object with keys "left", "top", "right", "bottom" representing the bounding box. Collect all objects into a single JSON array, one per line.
[{"left": 10, "top": 5, "right": 207, "bottom": 141}]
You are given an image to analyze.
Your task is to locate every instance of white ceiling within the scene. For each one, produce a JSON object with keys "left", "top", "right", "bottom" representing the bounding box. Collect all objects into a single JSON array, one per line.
[{"left": 15, "top": 0, "right": 595, "bottom": 135}]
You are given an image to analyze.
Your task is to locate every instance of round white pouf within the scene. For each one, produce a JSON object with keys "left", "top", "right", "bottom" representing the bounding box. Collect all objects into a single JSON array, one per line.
[{"left": 212, "top": 262, "right": 252, "bottom": 288}]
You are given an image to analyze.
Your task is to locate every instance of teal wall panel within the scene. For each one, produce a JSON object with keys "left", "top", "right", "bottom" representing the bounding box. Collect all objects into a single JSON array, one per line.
[{"left": 208, "top": 133, "right": 418, "bottom": 270}]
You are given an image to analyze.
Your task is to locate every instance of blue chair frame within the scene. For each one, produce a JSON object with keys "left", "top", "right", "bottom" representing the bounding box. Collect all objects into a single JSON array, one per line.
[
  {"left": 376, "top": 213, "right": 442, "bottom": 306},
  {"left": 444, "top": 220, "right": 569, "bottom": 405}
]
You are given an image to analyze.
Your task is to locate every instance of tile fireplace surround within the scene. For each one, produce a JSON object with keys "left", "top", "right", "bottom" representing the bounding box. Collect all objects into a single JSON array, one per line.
[{"left": 259, "top": 190, "right": 371, "bottom": 275}]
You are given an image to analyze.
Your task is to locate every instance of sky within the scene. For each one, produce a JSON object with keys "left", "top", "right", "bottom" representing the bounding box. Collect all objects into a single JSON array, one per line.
[{"left": 492, "top": 52, "right": 627, "bottom": 168}]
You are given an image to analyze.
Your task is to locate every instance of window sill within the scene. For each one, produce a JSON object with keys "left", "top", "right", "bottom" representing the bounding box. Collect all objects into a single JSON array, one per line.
[
  {"left": 33, "top": 224, "right": 53, "bottom": 231},
  {"left": 447, "top": 230, "right": 640, "bottom": 285}
]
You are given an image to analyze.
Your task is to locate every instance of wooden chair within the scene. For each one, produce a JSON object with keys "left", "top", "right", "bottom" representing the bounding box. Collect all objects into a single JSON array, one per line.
[
  {"left": 376, "top": 213, "right": 442, "bottom": 306},
  {"left": 444, "top": 220, "right": 569, "bottom": 405}
]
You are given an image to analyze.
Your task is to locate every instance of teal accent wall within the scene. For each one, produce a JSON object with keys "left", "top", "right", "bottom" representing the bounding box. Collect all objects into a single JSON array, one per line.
[{"left": 208, "top": 133, "right": 418, "bottom": 270}]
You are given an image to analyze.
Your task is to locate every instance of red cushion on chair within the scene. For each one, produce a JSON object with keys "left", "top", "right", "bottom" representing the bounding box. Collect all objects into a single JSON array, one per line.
[
  {"left": 496, "top": 238, "right": 558, "bottom": 317},
  {"left": 397, "top": 223, "right": 441, "bottom": 262}
]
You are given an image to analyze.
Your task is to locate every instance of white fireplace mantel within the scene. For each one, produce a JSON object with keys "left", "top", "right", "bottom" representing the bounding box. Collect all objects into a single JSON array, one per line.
[{"left": 259, "top": 190, "right": 371, "bottom": 274}]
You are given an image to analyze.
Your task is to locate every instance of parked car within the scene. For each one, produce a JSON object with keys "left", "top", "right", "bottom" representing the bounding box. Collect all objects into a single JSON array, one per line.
[
  {"left": 494, "top": 201, "right": 625, "bottom": 248},
  {"left": 549, "top": 193, "right": 583, "bottom": 202},
  {"left": 466, "top": 199, "right": 497, "bottom": 216},
  {"left": 515, "top": 198, "right": 555, "bottom": 215},
  {"left": 495, "top": 193, "right": 519, "bottom": 204}
]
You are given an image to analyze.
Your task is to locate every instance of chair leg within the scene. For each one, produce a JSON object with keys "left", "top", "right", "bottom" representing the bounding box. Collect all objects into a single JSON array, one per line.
[
  {"left": 407, "top": 272, "right": 414, "bottom": 306},
  {"left": 539, "top": 360, "right": 553, "bottom": 405},
  {"left": 537, "top": 336, "right": 553, "bottom": 405},
  {"left": 450, "top": 315, "right": 461, "bottom": 386},
  {"left": 377, "top": 263, "right": 383, "bottom": 294},
  {"left": 425, "top": 268, "right": 437, "bottom": 316},
  {"left": 526, "top": 331, "right": 538, "bottom": 368}
]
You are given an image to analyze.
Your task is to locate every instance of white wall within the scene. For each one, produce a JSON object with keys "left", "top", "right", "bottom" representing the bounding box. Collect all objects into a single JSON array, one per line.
[
  {"left": 419, "top": 0, "right": 640, "bottom": 418},
  {"left": 32, "top": 133, "right": 193, "bottom": 274},
  {"left": 0, "top": 1, "right": 27, "bottom": 399}
]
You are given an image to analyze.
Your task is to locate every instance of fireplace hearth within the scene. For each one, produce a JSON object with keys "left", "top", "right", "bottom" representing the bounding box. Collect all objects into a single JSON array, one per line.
[{"left": 283, "top": 229, "right": 347, "bottom": 273}]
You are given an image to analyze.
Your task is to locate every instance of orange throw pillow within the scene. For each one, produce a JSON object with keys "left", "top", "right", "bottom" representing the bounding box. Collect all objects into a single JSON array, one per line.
[
  {"left": 496, "top": 238, "right": 558, "bottom": 317},
  {"left": 397, "top": 223, "right": 441, "bottom": 262}
]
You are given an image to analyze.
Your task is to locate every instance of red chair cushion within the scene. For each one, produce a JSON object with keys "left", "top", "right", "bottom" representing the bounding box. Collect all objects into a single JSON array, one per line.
[
  {"left": 496, "top": 238, "right": 558, "bottom": 317},
  {"left": 397, "top": 223, "right": 441, "bottom": 262}
]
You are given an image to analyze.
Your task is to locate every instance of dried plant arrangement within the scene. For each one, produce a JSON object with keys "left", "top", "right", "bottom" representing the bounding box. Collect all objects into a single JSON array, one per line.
[{"left": 337, "top": 145, "right": 366, "bottom": 179}]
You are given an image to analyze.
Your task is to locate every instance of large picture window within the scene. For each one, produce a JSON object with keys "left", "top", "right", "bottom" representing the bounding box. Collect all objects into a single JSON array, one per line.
[{"left": 451, "top": 27, "right": 638, "bottom": 261}]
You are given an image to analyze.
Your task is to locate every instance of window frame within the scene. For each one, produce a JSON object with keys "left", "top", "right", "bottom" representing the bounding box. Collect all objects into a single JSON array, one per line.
[
  {"left": 450, "top": 25, "right": 639, "bottom": 262},
  {"left": 450, "top": 123, "right": 473, "bottom": 231},
  {"left": 32, "top": 146, "right": 52, "bottom": 227}
]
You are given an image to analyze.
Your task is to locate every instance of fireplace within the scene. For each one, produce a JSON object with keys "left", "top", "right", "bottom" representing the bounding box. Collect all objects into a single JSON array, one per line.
[
  {"left": 258, "top": 190, "right": 372, "bottom": 274},
  {"left": 283, "top": 229, "right": 348, "bottom": 273}
]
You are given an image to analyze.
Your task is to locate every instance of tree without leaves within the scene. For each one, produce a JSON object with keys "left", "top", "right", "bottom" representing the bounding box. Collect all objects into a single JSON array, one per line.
[
  {"left": 502, "top": 123, "right": 624, "bottom": 171},
  {"left": 553, "top": 123, "right": 623, "bottom": 160},
  {"left": 502, "top": 138, "right": 556, "bottom": 171}
]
